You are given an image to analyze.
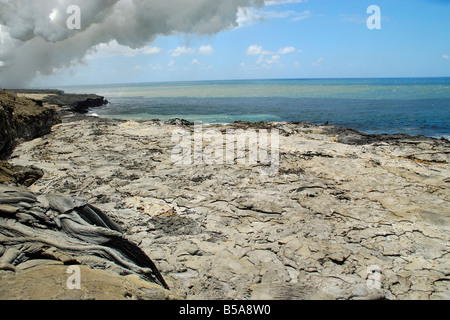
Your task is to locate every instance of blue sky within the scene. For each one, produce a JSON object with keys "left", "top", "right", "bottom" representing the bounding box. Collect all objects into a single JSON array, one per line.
[{"left": 32, "top": 0, "right": 450, "bottom": 87}]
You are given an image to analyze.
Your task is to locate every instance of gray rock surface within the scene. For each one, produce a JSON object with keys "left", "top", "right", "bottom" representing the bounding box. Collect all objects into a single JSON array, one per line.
[{"left": 7, "top": 118, "right": 450, "bottom": 300}]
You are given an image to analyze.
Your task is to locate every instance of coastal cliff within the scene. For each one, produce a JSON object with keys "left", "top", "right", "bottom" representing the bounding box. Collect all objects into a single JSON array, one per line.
[
  {"left": 0, "top": 90, "right": 58, "bottom": 159},
  {"left": 1, "top": 89, "right": 108, "bottom": 159},
  {"left": 11, "top": 89, "right": 109, "bottom": 114}
]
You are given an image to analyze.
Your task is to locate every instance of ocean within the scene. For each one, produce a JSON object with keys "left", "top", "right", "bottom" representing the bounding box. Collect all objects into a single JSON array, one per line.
[{"left": 62, "top": 78, "right": 450, "bottom": 139}]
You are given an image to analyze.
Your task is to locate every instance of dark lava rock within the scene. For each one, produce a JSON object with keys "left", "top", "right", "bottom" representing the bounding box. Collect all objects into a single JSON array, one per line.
[
  {"left": 0, "top": 185, "right": 168, "bottom": 290},
  {"left": 11, "top": 89, "right": 109, "bottom": 114},
  {"left": 322, "top": 124, "right": 438, "bottom": 146},
  {"left": 165, "top": 118, "right": 194, "bottom": 126}
]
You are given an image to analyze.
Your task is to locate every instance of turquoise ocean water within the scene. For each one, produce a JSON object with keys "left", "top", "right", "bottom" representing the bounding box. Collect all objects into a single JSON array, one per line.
[{"left": 63, "top": 78, "right": 450, "bottom": 139}]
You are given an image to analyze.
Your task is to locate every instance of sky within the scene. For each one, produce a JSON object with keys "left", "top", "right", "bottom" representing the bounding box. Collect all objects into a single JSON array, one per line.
[{"left": 0, "top": 0, "right": 449, "bottom": 88}]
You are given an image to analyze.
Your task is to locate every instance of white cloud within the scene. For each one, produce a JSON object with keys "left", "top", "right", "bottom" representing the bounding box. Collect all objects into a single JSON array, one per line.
[
  {"left": 247, "top": 45, "right": 272, "bottom": 56},
  {"left": 265, "top": 0, "right": 307, "bottom": 5},
  {"left": 167, "top": 60, "right": 176, "bottom": 67},
  {"left": 278, "top": 46, "right": 296, "bottom": 55},
  {"left": 257, "top": 54, "right": 280, "bottom": 65},
  {"left": 248, "top": 45, "right": 299, "bottom": 66},
  {"left": 191, "top": 58, "right": 201, "bottom": 66},
  {"left": 87, "top": 40, "right": 162, "bottom": 59},
  {"left": 198, "top": 45, "right": 214, "bottom": 55},
  {"left": 262, "top": 9, "right": 310, "bottom": 21},
  {"left": 266, "top": 54, "right": 280, "bottom": 64},
  {"left": 237, "top": 2, "right": 310, "bottom": 28},
  {"left": 312, "top": 57, "right": 324, "bottom": 67},
  {"left": 237, "top": 7, "right": 262, "bottom": 27},
  {"left": 142, "top": 46, "right": 162, "bottom": 55},
  {"left": 289, "top": 10, "right": 311, "bottom": 21},
  {"left": 256, "top": 55, "right": 264, "bottom": 64},
  {"left": 171, "top": 46, "right": 196, "bottom": 57},
  {"left": 443, "top": 54, "right": 450, "bottom": 60},
  {"left": 171, "top": 45, "right": 214, "bottom": 57}
]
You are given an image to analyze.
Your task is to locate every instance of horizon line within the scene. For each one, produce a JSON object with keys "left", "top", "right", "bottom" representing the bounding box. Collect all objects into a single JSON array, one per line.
[{"left": 28, "top": 75, "right": 450, "bottom": 90}]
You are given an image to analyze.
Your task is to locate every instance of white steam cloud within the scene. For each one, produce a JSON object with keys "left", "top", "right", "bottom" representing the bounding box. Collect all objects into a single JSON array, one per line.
[{"left": 0, "top": 0, "right": 264, "bottom": 88}]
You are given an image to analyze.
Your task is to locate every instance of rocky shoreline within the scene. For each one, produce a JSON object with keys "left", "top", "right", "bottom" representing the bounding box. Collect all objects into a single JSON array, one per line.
[
  {"left": 1, "top": 89, "right": 107, "bottom": 159},
  {"left": 1, "top": 91, "right": 449, "bottom": 300},
  {"left": 11, "top": 89, "right": 108, "bottom": 114}
]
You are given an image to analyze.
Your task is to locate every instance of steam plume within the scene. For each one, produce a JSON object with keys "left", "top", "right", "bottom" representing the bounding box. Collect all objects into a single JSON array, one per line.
[{"left": 0, "top": 0, "right": 263, "bottom": 88}]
